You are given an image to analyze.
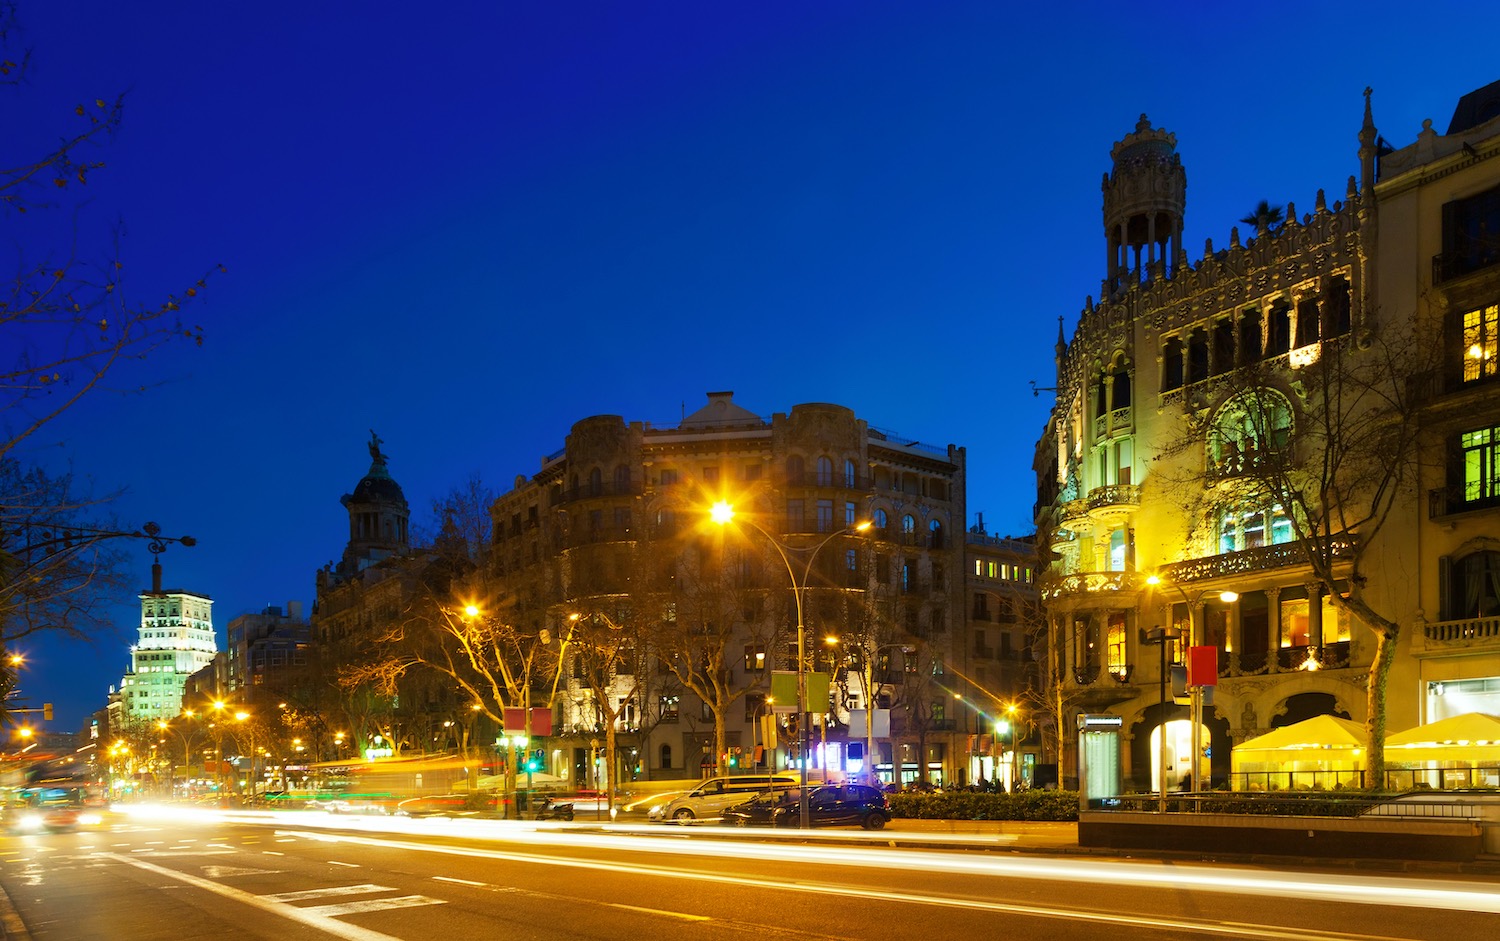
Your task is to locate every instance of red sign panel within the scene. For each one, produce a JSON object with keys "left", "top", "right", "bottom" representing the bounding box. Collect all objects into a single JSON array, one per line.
[
  {"left": 502, "top": 707, "right": 553, "bottom": 736},
  {"left": 1187, "top": 645, "right": 1219, "bottom": 687}
]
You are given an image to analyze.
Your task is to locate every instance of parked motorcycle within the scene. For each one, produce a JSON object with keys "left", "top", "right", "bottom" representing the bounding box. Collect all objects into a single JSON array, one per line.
[{"left": 534, "top": 796, "right": 574, "bottom": 821}]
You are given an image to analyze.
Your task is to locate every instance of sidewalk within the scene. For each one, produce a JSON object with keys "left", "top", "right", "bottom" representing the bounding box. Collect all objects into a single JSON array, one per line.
[{"left": 879, "top": 817, "right": 1500, "bottom": 875}]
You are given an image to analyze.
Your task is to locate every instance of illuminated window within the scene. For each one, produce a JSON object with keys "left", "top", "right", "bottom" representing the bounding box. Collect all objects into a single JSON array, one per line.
[
  {"left": 1462, "top": 304, "right": 1498, "bottom": 383},
  {"left": 1219, "top": 505, "right": 1293, "bottom": 553},
  {"left": 1321, "top": 593, "right": 1350, "bottom": 643},
  {"left": 1461, "top": 424, "right": 1500, "bottom": 503},
  {"left": 1280, "top": 597, "right": 1310, "bottom": 647},
  {"left": 1107, "top": 615, "right": 1127, "bottom": 678}
]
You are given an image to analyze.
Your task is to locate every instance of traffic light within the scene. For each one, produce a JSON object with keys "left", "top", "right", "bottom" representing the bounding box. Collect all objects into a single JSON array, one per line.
[
  {"left": 525, "top": 749, "right": 542, "bottom": 773},
  {"left": 43, "top": 703, "right": 53, "bottom": 721}
]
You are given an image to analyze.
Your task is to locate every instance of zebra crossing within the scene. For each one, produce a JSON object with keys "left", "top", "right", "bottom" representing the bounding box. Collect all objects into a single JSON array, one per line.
[{"left": 257, "top": 882, "right": 447, "bottom": 918}]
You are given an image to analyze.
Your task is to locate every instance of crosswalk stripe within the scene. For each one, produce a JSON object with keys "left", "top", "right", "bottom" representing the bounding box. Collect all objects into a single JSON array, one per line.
[
  {"left": 300, "top": 896, "right": 445, "bottom": 917},
  {"left": 262, "top": 883, "right": 393, "bottom": 902}
]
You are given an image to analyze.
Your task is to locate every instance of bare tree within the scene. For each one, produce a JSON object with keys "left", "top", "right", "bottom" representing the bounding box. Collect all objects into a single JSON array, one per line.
[
  {"left": 1171, "top": 320, "right": 1436, "bottom": 784},
  {"left": 1, "top": 2, "right": 217, "bottom": 664},
  {"left": 654, "top": 532, "right": 783, "bottom": 777},
  {"left": 2, "top": 2, "right": 218, "bottom": 459}
]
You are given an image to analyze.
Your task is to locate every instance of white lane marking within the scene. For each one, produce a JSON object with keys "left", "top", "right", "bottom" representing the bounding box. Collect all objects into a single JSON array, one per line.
[
  {"left": 433, "top": 876, "right": 485, "bottom": 887},
  {"left": 203, "top": 865, "right": 281, "bottom": 878},
  {"left": 261, "top": 884, "right": 394, "bottom": 903},
  {"left": 208, "top": 843, "right": 236, "bottom": 850},
  {"left": 263, "top": 851, "right": 285, "bottom": 856},
  {"left": 99, "top": 854, "right": 409, "bottom": 941},
  {"left": 606, "top": 902, "right": 709, "bottom": 922},
  {"left": 282, "top": 832, "right": 1412, "bottom": 941},
  {"left": 276, "top": 838, "right": 297, "bottom": 843},
  {"left": 300, "top": 896, "right": 444, "bottom": 917},
  {"left": 328, "top": 860, "right": 360, "bottom": 868}
]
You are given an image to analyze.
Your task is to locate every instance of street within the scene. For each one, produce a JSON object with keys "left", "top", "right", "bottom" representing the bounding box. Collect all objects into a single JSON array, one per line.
[{"left": 1, "top": 809, "right": 1498, "bottom": 940}]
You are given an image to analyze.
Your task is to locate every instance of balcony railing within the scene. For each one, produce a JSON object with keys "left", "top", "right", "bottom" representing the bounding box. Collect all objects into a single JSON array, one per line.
[
  {"left": 1044, "top": 571, "right": 1147, "bottom": 599},
  {"left": 1421, "top": 614, "right": 1500, "bottom": 650},
  {"left": 1429, "top": 486, "right": 1500, "bottom": 520},
  {"left": 1432, "top": 248, "right": 1500, "bottom": 285},
  {"left": 1159, "top": 534, "right": 1358, "bottom": 583},
  {"left": 1086, "top": 483, "right": 1141, "bottom": 513}
]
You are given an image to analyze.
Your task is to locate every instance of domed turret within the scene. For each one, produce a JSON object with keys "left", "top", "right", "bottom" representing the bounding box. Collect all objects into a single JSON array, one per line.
[
  {"left": 336, "top": 430, "right": 410, "bottom": 577},
  {"left": 1103, "top": 114, "right": 1187, "bottom": 293}
]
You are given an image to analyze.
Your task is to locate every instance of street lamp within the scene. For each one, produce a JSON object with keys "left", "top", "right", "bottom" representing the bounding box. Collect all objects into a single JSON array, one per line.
[
  {"left": 234, "top": 709, "right": 256, "bottom": 799},
  {"left": 1142, "top": 625, "right": 1181, "bottom": 806},
  {"left": 711, "top": 500, "right": 870, "bottom": 829},
  {"left": 1146, "top": 576, "right": 1238, "bottom": 793}
]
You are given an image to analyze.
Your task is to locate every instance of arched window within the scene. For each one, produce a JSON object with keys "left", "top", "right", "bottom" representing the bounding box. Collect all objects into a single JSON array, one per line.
[
  {"left": 659, "top": 744, "right": 672, "bottom": 770},
  {"left": 1448, "top": 551, "right": 1500, "bottom": 620},
  {"left": 816, "top": 456, "right": 834, "bottom": 486},
  {"left": 928, "top": 519, "right": 944, "bottom": 550},
  {"left": 786, "top": 455, "right": 805, "bottom": 485},
  {"left": 902, "top": 514, "right": 916, "bottom": 545},
  {"left": 874, "top": 508, "right": 889, "bottom": 537},
  {"left": 844, "top": 459, "right": 858, "bottom": 487},
  {"left": 588, "top": 468, "right": 603, "bottom": 497},
  {"left": 1208, "top": 391, "right": 1292, "bottom": 476},
  {"left": 613, "top": 464, "right": 631, "bottom": 493}
]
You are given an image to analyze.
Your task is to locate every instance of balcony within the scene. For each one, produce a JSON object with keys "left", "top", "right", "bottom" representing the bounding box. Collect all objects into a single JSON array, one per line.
[
  {"left": 1432, "top": 249, "right": 1500, "bottom": 285},
  {"left": 1159, "top": 534, "right": 1358, "bottom": 582},
  {"left": 1415, "top": 614, "right": 1500, "bottom": 655},
  {"left": 1044, "top": 571, "right": 1148, "bottom": 600},
  {"left": 1086, "top": 483, "right": 1141, "bottom": 525},
  {"left": 1058, "top": 498, "right": 1091, "bottom": 532},
  {"left": 1429, "top": 485, "right": 1500, "bottom": 520}
]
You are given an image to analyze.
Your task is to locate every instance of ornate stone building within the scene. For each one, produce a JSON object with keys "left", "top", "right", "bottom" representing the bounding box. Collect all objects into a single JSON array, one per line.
[
  {"left": 489, "top": 392, "right": 970, "bottom": 786},
  {"left": 1036, "top": 82, "right": 1500, "bottom": 790}
]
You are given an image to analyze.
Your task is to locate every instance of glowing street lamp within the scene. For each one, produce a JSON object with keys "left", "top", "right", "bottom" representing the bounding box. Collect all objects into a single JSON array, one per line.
[{"left": 711, "top": 500, "right": 871, "bottom": 829}]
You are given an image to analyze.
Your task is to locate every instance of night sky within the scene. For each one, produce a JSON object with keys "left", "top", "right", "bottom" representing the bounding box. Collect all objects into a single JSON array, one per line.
[{"left": 9, "top": 1, "right": 1498, "bottom": 729}]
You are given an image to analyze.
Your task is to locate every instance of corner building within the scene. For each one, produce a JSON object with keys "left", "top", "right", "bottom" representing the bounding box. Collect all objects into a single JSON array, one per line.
[
  {"left": 490, "top": 392, "right": 969, "bottom": 786},
  {"left": 1036, "top": 84, "right": 1500, "bottom": 790}
]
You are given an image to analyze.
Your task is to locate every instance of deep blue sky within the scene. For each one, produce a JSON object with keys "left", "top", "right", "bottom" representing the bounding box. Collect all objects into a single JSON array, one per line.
[{"left": 9, "top": 1, "right": 1498, "bottom": 729}]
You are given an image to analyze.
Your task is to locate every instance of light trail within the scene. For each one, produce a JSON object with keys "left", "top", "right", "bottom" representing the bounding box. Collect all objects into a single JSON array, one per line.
[
  {"left": 117, "top": 804, "right": 1500, "bottom": 915},
  {"left": 280, "top": 829, "right": 1424, "bottom": 940}
]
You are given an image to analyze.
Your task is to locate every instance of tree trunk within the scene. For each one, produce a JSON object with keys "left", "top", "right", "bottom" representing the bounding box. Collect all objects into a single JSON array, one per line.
[
  {"left": 604, "top": 720, "right": 618, "bottom": 814},
  {"left": 714, "top": 708, "right": 728, "bottom": 777},
  {"left": 1364, "top": 625, "right": 1397, "bottom": 789}
]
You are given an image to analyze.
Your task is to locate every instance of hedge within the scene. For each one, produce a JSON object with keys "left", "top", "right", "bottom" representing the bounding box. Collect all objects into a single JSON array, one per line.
[{"left": 887, "top": 790, "right": 1079, "bottom": 821}]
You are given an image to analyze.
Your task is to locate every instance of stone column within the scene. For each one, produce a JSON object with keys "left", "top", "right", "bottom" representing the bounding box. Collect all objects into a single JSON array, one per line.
[{"left": 1265, "top": 586, "right": 1281, "bottom": 673}]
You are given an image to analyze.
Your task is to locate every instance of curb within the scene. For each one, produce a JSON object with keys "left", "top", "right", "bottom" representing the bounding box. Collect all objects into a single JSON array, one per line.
[{"left": 0, "top": 883, "right": 30, "bottom": 941}]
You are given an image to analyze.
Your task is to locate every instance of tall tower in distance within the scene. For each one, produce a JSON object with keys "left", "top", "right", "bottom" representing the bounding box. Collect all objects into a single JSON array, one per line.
[
  {"left": 120, "top": 562, "right": 215, "bottom": 723},
  {"left": 1103, "top": 114, "right": 1187, "bottom": 294}
]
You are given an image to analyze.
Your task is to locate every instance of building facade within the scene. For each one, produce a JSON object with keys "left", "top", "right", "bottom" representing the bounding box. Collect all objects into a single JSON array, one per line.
[
  {"left": 119, "top": 563, "right": 216, "bottom": 724},
  {"left": 1036, "top": 83, "right": 1500, "bottom": 791},
  {"left": 489, "top": 392, "right": 971, "bottom": 787},
  {"left": 1381, "top": 81, "right": 1500, "bottom": 733}
]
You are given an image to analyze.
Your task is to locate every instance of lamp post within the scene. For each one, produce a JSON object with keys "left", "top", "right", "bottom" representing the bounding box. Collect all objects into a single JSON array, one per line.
[
  {"left": 711, "top": 500, "right": 870, "bottom": 829},
  {"left": 1142, "top": 625, "right": 1181, "bottom": 807},
  {"left": 234, "top": 710, "right": 256, "bottom": 799},
  {"left": 1146, "top": 576, "right": 1238, "bottom": 794}
]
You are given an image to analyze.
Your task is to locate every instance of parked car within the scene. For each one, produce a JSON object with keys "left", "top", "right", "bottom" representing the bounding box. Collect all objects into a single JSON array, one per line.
[
  {"left": 723, "top": 784, "right": 891, "bottom": 830},
  {"left": 649, "top": 773, "right": 800, "bottom": 823}
]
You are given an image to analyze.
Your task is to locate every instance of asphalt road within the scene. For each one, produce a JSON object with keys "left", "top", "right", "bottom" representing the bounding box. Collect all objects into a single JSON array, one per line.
[{"left": 2, "top": 809, "right": 1499, "bottom": 940}]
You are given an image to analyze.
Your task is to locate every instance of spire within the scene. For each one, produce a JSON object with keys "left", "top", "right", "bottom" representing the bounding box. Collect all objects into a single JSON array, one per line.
[{"left": 1358, "top": 86, "right": 1379, "bottom": 194}]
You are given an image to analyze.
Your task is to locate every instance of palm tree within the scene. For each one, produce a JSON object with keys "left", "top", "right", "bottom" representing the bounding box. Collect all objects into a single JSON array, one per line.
[{"left": 1240, "top": 200, "right": 1285, "bottom": 231}]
